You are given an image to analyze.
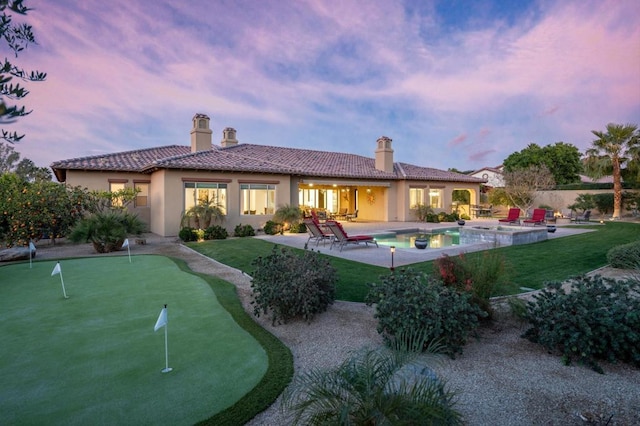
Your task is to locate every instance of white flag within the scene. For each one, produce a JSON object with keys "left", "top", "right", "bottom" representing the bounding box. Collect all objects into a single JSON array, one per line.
[
  {"left": 51, "top": 262, "right": 61, "bottom": 276},
  {"left": 154, "top": 307, "right": 167, "bottom": 332},
  {"left": 122, "top": 238, "right": 129, "bottom": 248},
  {"left": 29, "top": 241, "right": 36, "bottom": 252}
]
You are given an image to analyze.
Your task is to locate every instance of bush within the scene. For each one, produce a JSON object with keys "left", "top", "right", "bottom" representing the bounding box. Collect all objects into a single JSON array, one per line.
[
  {"left": 251, "top": 246, "right": 337, "bottom": 325},
  {"left": 365, "top": 268, "right": 486, "bottom": 357},
  {"left": 178, "top": 227, "right": 196, "bottom": 242},
  {"left": 288, "top": 222, "right": 307, "bottom": 234},
  {"left": 234, "top": 224, "right": 255, "bottom": 237},
  {"left": 438, "top": 212, "right": 459, "bottom": 222},
  {"left": 425, "top": 213, "right": 440, "bottom": 223},
  {"left": 434, "top": 252, "right": 508, "bottom": 318},
  {"left": 204, "top": 225, "right": 228, "bottom": 240},
  {"left": 68, "top": 211, "right": 145, "bottom": 253},
  {"left": 263, "top": 220, "right": 283, "bottom": 235},
  {"left": 522, "top": 276, "right": 640, "bottom": 373},
  {"left": 607, "top": 240, "right": 640, "bottom": 269}
]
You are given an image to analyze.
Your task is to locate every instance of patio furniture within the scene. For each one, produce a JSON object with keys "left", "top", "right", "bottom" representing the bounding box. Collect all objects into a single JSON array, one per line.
[
  {"left": 498, "top": 208, "right": 521, "bottom": 225},
  {"left": 545, "top": 209, "right": 556, "bottom": 224},
  {"left": 573, "top": 210, "right": 591, "bottom": 224},
  {"left": 325, "top": 220, "right": 378, "bottom": 252},
  {"left": 523, "top": 208, "right": 547, "bottom": 226},
  {"left": 345, "top": 209, "right": 359, "bottom": 221},
  {"left": 332, "top": 208, "right": 348, "bottom": 220},
  {"left": 303, "top": 218, "right": 334, "bottom": 246}
]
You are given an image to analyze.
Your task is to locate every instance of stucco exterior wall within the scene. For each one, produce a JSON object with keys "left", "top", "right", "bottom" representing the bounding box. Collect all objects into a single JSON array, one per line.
[{"left": 536, "top": 189, "right": 638, "bottom": 217}]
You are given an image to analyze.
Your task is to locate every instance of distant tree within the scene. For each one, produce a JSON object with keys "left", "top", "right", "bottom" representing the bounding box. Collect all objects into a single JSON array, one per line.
[
  {"left": 14, "top": 158, "right": 51, "bottom": 181},
  {"left": 1, "top": 0, "right": 47, "bottom": 143},
  {"left": 584, "top": 123, "right": 640, "bottom": 219},
  {"left": 0, "top": 140, "right": 19, "bottom": 172},
  {"left": 503, "top": 142, "right": 582, "bottom": 185},
  {"left": 502, "top": 165, "right": 556, "bottom": 214}
]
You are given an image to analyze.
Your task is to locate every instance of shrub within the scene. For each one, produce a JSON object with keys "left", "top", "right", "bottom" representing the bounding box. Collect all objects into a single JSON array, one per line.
[
  {"left": 263, "top": 220, "right": 283, "bottom": 235},
  {"left": 434, "top": 252, "right": 509, "bottom": 318},
  {"left": 204, "top": 225, "right": 228, "bottom": 240},
  {"left": 272, "top": 204, "right": 303, "bottom": 230},
  {"left": 178, "top": 227, "right": 196, "bottom": 242},
  {"left": 365, "top": 268, "right": 486, "bottom": 357},
  {"left": 68, "top": 211, "right": 145, "bottom": 253},
  {"left": 251, "top": 246, "right": 337, "bottom": 325},
  {"left": 606, "top": 240, "right": 640, "bottom": 269},
  {"left": 425, "top": 213, "right": 440, "bottom": 223},
  {"left": 438, "top": 212, "right": 459, "bottom": 222},
  {"left": 460, "top": 213, "right": 471, "bottom": 220},
  {"left": 522, "top": 276, "right": 640, "bottom": 373},
  {"left": 288, "top": 222, "right": 307, "bottom": 234},
  {"left": 413, "top": 204, "right": 433, "bottom": 222},
  {"left": 234, "top": 224, "right": 255, "bottom": 237}
]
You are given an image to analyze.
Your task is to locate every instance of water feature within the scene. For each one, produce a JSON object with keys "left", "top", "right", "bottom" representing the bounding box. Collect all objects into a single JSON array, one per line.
[
  {"left": 374, "top": 228, "right": 460, "bottom": 249},
  {"left": 460, "top": 225, "right": 547, "bottom": 246}
]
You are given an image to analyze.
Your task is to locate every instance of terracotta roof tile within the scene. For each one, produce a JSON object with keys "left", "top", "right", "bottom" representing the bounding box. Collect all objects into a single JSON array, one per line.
[{"left": 51, "top": 142, "right": 484, "bottom": 184}]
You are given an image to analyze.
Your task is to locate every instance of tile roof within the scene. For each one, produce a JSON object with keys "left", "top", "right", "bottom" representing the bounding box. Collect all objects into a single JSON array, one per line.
[{"left": 51, "top": 143, "right": 484, "bottom": 184}]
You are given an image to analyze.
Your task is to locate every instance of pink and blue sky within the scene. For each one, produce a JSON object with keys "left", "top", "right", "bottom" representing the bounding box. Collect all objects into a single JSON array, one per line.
[{"left": 8, "top": 0, "right": 640, "bottom": 173}]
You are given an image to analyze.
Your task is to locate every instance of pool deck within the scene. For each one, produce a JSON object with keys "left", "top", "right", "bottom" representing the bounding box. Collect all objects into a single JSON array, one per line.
[{"left": 256, "top": 218, "right": 596, "bottom": 268}]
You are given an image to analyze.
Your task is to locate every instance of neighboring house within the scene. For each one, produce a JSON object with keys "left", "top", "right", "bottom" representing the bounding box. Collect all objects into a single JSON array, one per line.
[
  {"left": 469, "top": 165, "right": 504, "bottom": 188},
  {"left": 51, "top": 114, "right": 485, "bottom": 237}
]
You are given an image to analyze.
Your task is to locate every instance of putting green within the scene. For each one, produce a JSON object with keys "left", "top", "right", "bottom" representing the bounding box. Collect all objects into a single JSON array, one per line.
[{"left": 0, "top": 255, "right": 268, "bottom": 425}]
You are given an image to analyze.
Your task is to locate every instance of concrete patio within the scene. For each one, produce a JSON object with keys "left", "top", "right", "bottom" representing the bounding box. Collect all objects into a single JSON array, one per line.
[{"left": 256, "top": 218, "right": 596, "bottom": 268}]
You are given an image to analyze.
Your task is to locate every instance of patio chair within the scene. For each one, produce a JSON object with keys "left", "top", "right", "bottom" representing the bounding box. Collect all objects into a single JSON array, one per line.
[
  {"left": 523, "top": 208, "right": 547, "bottom": 226},
  {"left": 303, "top": 218, "right": 333, "bottom": 246},
  {"left": 310, "top": 210, "right": 326, "bottom": 223},
  {"left": 333, "top": 208, "right": 348, "bottom": 220},
  {"left": 573, "top": 210, "right": 591, "bottom": 224},
  {"left": 498, "top": 208, "right": 521, "bottom": 225},
  {"left": 345, "top": 209, "right": 358, "bottom": 221},
  {"left": 325, "top": 220, "right": 378, "bottom": 252}
]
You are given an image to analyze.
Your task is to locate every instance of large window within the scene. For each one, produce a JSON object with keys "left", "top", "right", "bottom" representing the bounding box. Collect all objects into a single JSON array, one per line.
[
  {"left": 134, "top": 182, "right": 149, "bottom": 207},
  {"left": 409, "top": 187, "right": 424, "bottom": 209},
  {"left": 429, "top": 188, "right": 443, "bottom": 209},
  {"left": 241, "top": 184, "right": 275, "bottom": 215},
  {"left": 109, "top": 181, "right": 126, "bottom": 207},
  {"left": 184, "top": 182, "right": 227, "bottom": 214},
  {"left": 299, "top": 188, "right": 338, "bottom": 213}
]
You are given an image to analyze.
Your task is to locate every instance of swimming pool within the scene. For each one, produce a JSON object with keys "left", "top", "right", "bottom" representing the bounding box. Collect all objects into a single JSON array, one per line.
[{"left": 374, "top": 228, "right": 460, "bottom": 249}]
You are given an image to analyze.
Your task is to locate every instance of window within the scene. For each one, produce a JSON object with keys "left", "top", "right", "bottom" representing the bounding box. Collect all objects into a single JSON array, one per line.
[
  {"left": 134, "top": 182, "right": 149, "bottom": 207},
  {"left": 429, "top": 188, "right": 443, "bottom": 209},
  {"left": 109, "top": 182, "right": 126, "bottom": 207},
  {"left": 241, "top": 183, "right": 275, "bottom": 215},
  {"left": 409, "top": 188, "right": 424, "bottom": 209},
  {"left": 184, "top": 182, "right": 227, "bottom": 214}
]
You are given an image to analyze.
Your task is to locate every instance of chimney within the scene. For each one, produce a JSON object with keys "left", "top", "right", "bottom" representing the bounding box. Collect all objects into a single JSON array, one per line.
[
  {"left": 190, "top": 113, "right": 212, "bottom": 152},
  {"left": 375, "top": 136, "right": 394, "bottom": 172},
  {"left": 220, "top": 127, "right": 238, "bottom": 148}
]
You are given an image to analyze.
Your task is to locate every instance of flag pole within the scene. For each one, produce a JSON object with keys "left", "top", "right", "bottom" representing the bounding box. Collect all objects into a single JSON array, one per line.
[
  {"left": 29, "top": 241, "right": 36, "bottom": 269},
  {"left": 162, "top": 304, "right": 172, "bottom": 373},
  {"left": 59, "top": 268, "right": 68, "bottom": 299},
  {"left": 122, "top": 239, "right": 131, "bottom": 263}
]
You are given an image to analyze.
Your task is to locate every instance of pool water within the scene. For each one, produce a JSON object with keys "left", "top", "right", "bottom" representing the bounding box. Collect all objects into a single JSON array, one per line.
[{"left": 375, "top": 228, "right": 460, "bottom": 249}]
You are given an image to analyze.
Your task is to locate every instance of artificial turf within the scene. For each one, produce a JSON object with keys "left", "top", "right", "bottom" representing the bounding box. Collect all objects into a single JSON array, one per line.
[{"left": 0, "top": 255, "right": 269, "bottom": 425}]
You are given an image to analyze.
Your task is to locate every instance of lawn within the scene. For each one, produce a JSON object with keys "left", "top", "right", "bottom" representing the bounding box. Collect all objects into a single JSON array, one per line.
[
  {"left": 188, "top": 222, "right": 640, "bottom": 302},
  {"left": 0, "top": 255, "right": 290, "bottom": 426}
]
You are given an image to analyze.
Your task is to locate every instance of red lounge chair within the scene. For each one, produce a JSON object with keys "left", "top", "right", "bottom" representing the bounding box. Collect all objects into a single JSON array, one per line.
[
  {"left": 303, "top": 218, "right": 333, "bottom": 246},
  {"left": 498, "top": 208, "right": 521, "bottom": 225},
  {"left": 523, "top": 208, "right": 547, "bottom": 226},
  {"left": 325, "top": 220, "right": 378, "bottom": 252}
]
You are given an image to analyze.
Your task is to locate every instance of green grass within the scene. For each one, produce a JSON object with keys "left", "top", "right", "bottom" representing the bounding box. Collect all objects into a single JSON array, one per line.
[
  {"left": 0, "top": 255, "right": 292, "bottom": 426},
  {"left": 187, "top": 239, "right": 388, "bottom": 301},
  {"left": 188, "top": 222, "right": 640, "bottom": 301}
]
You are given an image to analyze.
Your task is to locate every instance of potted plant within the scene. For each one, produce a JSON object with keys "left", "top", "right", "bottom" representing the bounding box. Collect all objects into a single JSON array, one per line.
[{"left": 414, "top": 234, "right": 429, "bottom": 249}]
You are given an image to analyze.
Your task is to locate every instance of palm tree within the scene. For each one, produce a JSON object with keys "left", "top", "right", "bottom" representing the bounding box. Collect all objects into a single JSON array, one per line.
[
  {"left": 281, "top": 342, "right": 462, "bottom": 425},
  {"left": 584, "top": 123, "right": 639, "bottom": 219},
  {"left": 181, "top": 193, "right": 225, "bottom": 229}
]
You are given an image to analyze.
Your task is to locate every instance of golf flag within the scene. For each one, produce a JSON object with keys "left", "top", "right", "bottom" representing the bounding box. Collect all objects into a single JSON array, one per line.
[
  {"left": 122, "top": 238, "right": 129, "bottom": 248},
  {"left": 154, "top": 306, "right": 167, "bottom": 331},
  {"left": 51, "top": 262, "right": 61, "bottom": 276},
  {"left": 29, "top": 241, "right": 36, "bottom": 252},
  {"left": 29, "top": 241, "right": 36, "bottom": 269}
]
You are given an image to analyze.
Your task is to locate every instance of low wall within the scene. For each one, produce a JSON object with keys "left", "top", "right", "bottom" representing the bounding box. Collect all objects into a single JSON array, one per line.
[{"left": 460, "top": 226, "right": 548, "bottom": 246}]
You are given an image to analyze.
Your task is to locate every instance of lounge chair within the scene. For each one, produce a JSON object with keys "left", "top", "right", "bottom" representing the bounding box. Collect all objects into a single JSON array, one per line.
[
  {"left": 573, "top": 210, "right": 591, "bottom": 224},
  {"left": 325, "top": 220, "right": 378, "bottom": 252},
  {"left": 498, "top": 208, "right": 521, "bottom": 225},
  {"left": 345, "top": 209, "right": 358, "bottom": 221},
  {"left": 303, "top": 218, "right": 333, "bottom": 246},
  {"left": 523, "top": 208, "right": 547, "bottom": 226}
]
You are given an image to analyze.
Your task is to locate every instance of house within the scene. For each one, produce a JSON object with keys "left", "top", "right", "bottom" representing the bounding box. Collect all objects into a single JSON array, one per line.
[
  {"left": 51, "top": 114, "right": 485, "bottom": 237},
  {"left": 469, "top": 165, "right": 504, "bottom": 188}
]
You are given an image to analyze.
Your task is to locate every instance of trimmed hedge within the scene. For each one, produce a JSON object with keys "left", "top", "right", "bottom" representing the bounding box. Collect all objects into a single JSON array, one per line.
[{"left": 607, "top": 240, "right": 640, "bottom": 269}]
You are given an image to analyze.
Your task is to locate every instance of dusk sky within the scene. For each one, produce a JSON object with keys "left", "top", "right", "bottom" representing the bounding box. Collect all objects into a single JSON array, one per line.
[{"left": 7, "top": 0, "right": 640, "bottom": 174}]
